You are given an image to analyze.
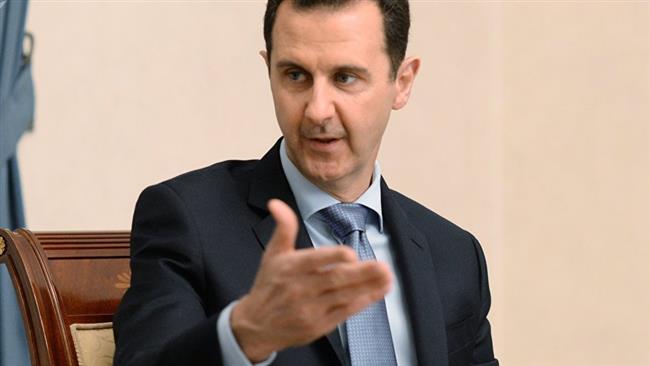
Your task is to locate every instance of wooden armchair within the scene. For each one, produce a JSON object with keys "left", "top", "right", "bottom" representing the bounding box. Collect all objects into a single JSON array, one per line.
[{"left": 0, "top": 229, "right": 131, "bottom": 366}]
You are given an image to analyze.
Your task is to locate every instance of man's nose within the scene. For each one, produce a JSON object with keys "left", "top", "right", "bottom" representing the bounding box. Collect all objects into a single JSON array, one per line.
[{"left": 304, "top": 79, "right": 335, "bottom": 125}]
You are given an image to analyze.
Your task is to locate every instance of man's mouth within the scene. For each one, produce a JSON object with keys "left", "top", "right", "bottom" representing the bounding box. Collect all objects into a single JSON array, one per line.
[
  {"left": 306, "top": 137, "right": 343, "bottom": 151},
  {"left": 312, "top": 137, "right": 339, "bottom": 143}
]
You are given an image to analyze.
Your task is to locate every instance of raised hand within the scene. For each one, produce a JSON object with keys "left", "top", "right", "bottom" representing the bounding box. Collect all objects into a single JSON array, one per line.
[{"left": 230, "top": 199, "right": 392, "bottom": 362}]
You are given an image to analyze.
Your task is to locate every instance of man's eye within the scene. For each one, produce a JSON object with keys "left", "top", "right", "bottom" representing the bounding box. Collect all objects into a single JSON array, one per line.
[
  {"left": 335, "top": 73, "right": 357, "bottom": 85},
  {"left": 287, "top": 71, "right": 306, "bottom": 82}
]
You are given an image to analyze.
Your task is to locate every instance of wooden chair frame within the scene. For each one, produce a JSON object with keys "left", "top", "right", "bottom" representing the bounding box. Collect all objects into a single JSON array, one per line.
[{"left": 0, "top": 229, "right": 130, "bottom": 366}]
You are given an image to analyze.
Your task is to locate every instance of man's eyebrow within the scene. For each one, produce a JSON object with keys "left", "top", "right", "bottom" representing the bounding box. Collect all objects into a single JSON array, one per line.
[
  {"left": 336, "top": 65, "right": 370, "bottom": 77},
  {"left": 275, "top": 60, "right": 305, "bottom": 70},
  {"left": 274, "top": 60, "right": 369, "bottom": 77}
]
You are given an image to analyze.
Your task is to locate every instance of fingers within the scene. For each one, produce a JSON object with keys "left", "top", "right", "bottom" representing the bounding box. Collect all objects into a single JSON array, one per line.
[
  {"left": 322, "top": 274, "right": 392, "bottom": 326},
  {"left": 282, "top": 262, "right": 391, "bottom": 342},
  {"left": 309, "top": 260, "right": 391, "bottom": 293},
  {"left": 289, "top": 246, "right": 357, "bottom": 272},
  {"left": 317, "top": 261, "right": 391, "bottom": 325},
  {"left": 275, "top": 246, "right": 391, "bottom": 297},
  {"left": 266, "top": 199, "right": 299, "bottom": 256},
  {"left": 323, "top": 279, "right": 390, "bottom": 311}
]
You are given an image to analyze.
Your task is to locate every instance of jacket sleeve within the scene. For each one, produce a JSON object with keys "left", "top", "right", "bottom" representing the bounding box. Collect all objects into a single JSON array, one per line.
[
  {"left": 113, "top": 183, "right": 224, "bottom": 365},
  {"left": 470, "top": 234, "right": 499, "bottom": 366}
]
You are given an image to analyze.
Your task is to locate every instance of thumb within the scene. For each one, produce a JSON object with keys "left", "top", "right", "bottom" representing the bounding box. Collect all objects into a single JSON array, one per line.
[{"left": 265, "top": 199, "right": 299, "bottom": 256}]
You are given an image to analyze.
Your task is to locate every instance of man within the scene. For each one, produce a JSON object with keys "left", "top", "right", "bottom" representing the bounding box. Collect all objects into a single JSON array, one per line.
[{"left": 114, "top": 0, "right": 498, "bottom": 365}]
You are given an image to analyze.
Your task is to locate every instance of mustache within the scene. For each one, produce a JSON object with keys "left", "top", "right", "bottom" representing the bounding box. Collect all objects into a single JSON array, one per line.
[{"left": 300, "top": 124, "right": 346, "bottom": 140}]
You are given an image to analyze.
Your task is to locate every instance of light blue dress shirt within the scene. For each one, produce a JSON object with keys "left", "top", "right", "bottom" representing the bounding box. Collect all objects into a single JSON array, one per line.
[{"left": 217, "top": 140, "right": 417, "bottom": 365}]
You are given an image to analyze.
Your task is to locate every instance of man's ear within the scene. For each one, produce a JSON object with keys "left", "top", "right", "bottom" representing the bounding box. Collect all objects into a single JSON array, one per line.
[
  {"left": 392, "top": 56, "right": 421, "bottom": 110},
  {"left": 260, "top": 50, "right": 270, "bottom": 70}
]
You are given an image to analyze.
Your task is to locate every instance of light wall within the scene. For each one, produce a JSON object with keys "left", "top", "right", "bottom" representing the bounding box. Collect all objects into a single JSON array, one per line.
[{"left": 18, "top": 2, "right": 649, "bottom": 365}]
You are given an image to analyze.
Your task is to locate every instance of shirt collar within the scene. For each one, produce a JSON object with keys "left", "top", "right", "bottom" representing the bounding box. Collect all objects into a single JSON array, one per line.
[{"left": 279, "top": 139, "right": 384, "bottom": 232}]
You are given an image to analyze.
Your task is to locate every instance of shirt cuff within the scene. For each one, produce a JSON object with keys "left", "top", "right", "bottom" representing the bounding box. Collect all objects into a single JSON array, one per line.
[{"left": 217, "top": 300, "right": 277, "bottom": 366}]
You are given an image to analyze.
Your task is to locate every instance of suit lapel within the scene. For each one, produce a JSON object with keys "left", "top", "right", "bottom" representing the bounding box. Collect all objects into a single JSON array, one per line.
[
  {"left": 381, "top": 180, "right": 449, "bottom": 366},
  {"left": 248, "top": 139, "right": 349, "bottom": 366}
]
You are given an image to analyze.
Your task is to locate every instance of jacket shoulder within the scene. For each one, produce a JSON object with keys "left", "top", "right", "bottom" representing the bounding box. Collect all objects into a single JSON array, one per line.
[
  {"left": 163, "top": 159, "right": 259, "bottom": 191},
  {"left": 134, "top": 159, "right": 262, "bottom": 219}
]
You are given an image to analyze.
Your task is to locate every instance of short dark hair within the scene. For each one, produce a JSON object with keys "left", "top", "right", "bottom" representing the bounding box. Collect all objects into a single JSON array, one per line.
[{"left": 263, "top": 0, "right": 410, "bottom": 78}]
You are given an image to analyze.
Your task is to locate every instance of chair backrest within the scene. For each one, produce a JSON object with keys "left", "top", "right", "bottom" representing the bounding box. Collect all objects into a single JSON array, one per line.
[{"left": 0, "top": 229, "right": 130, "bottom": 366}]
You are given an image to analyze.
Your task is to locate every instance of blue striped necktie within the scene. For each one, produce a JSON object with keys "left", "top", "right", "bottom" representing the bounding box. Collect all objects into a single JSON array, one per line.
[{"left": 319, "top": 203, "right": 397, "bottom": 366}]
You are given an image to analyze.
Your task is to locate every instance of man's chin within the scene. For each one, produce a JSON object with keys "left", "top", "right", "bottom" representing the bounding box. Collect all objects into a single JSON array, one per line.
[{"left": 301, "top": 162, "right": 347, "bottom": 186}]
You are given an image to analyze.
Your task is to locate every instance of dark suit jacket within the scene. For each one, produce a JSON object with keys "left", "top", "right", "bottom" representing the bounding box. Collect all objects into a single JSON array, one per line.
[{"left": 113, "top": 139, "right": 498, "bottom": 366}]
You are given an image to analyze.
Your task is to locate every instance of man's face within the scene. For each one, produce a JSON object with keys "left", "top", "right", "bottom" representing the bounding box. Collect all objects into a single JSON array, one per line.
[{"left": 266, "top": 0, "right": 411, "bottom": 198}]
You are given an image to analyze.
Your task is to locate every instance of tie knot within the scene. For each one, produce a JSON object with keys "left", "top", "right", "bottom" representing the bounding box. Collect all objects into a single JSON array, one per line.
[{"left": 318, "top": 203, "right": 370, "bottom": 240}]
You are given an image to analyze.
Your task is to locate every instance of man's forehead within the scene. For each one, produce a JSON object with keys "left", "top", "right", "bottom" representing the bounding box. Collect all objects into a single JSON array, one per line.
[{"left": 271, "top": 0, "right": 386, "bottom": 65}]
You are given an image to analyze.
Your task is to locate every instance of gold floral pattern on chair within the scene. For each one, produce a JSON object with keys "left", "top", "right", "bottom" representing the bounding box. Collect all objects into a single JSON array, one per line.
[
  {"left": 70, "top": 323, "right": 115, "bottom": 366},
  {"left": 0, "top": 237, "right": 5, "bottom": 256},
  {"left": 114, "top": 271, "right": 131, "bottom": 293}
]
